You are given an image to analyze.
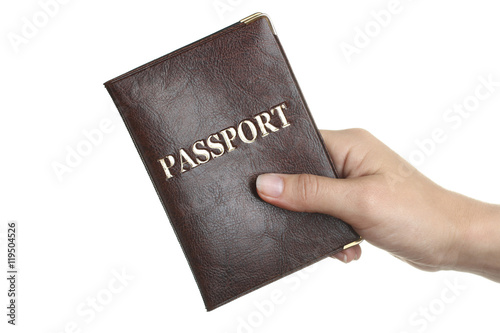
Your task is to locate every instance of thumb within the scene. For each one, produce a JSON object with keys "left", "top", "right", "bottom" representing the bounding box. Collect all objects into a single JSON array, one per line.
[{"left": 256, "top": 173, "right": 365, "bottom": 222}]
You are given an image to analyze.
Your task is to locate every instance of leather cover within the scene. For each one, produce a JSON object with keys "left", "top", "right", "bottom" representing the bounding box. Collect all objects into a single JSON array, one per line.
[{"left": 104, "top": 13, "right": 360, "bottom": 311}]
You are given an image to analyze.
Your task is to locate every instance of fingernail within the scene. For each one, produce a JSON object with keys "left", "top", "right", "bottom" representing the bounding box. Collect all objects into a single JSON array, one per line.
[
  {"left": 333, "top": 252, "right": 348, "bottom": 263},
  {"left": 256, "top": 174, "right": 284, "bottom": 198}
]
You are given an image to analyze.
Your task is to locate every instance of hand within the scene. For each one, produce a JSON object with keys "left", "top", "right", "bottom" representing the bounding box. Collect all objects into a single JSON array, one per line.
[{"left": 256, "top": 129, "right": 500, "bottom": 282}]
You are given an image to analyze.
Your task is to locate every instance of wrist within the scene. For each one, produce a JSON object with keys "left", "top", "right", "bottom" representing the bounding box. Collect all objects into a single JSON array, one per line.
[{"left": 448, "top": 197, "right": 500, "bottom": 282}]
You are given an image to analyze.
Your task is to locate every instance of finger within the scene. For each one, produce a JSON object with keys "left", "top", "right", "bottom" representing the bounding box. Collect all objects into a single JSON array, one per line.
[
  {"left": 319, "top": 129, "right": 359, "bottom": 176},
  {"left": 319, "top": 128, "right": 374, "bottom": 177},
  {"left": 255, "top": 173, "right": 369, "bottom": 223},
  {"left": 331, "top": 245, "right": 362, "bottom": 263},
  {"left": 320, "top": 128, "right": 393, "bottom": 178}
]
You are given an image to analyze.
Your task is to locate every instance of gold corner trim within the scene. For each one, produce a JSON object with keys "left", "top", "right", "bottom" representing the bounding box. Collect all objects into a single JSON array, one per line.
[
  {"left": 240, "top": 12, "right": 277, "bottom": 35},
  {"left": 343, "top": 237, "right": 363, "bottom": 250}
]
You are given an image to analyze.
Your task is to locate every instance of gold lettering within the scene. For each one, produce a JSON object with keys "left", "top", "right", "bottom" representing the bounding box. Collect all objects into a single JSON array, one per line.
[
  {"left": 270, "top": 102, "right": 290, "bottom": 128},
  {"left": 237, "top": 120, "right": 258, "bottom": 143},
  {"left": 158, "top": 101, "right": 291, "bottom": 181},
  {"left": 192, "top": 140, "right": 211, "bottom": 164},
  {"left": 220, "top": 127, "right": 237, "bottom": 152},
  {"left": 207, "top": 134, "right": 225, "bottom": 158},
  {"left": 158, "top": 155, "right": 176, "bottom": 180},
  {"left": 254, "top": 111, "right": 279, "bottom": 137},
  {"left": 179, "top": 149, "right": 198, "bottom": 173}
]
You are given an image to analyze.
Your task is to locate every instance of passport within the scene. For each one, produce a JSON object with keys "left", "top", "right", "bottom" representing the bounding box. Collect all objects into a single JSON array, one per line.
[{"left": 104, "top": 12, "right": 361, "bottom": 311}]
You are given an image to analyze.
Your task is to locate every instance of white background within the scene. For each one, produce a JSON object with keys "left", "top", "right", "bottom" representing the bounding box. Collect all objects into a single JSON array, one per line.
[{"left": 1, "top": 0, "right": 500, "bottom": 332}]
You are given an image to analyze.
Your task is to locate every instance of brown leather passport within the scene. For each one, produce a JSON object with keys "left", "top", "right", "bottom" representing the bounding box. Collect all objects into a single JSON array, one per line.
[{"left": 104, "top": 12, "right": 361, "bottom": 311}]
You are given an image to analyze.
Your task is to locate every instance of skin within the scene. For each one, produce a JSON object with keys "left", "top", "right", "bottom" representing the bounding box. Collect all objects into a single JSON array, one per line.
[{"left": 256, "top": 129, "right": 500, "bottom": 282}]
